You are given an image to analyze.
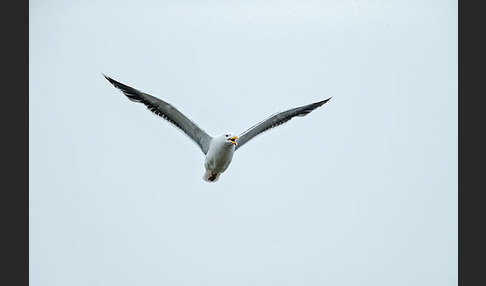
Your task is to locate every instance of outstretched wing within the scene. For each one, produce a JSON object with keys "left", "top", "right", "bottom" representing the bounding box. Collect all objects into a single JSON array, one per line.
[
  {"left": 235, "top": 98, "right": 331, "bottom": 151},
  {"left": 103, "top": 74, "right": 213, "bottom": 154}
]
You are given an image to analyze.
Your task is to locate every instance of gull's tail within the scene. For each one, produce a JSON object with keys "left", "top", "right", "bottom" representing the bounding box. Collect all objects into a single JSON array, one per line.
[{"left": 203, "top": 170, "right": 222, "bottom": 183}]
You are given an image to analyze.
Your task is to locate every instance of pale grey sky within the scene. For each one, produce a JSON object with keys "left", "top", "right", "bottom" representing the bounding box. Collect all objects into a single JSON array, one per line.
[{"left": 30, "top": 1, "right": 457, "bottom": 285}]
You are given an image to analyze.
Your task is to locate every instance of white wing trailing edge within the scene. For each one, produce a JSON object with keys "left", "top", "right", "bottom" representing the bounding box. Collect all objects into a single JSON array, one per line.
[
  {"left": 235, "top": 98, "right": 331, "bottom": 150},
  {"left": 103, "top": 74, "right": 213, "bottom": 155}
]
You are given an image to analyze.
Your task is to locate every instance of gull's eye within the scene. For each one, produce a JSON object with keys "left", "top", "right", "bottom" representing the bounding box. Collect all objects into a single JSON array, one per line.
[{"left": 225, "top": 134, "right": 229, "bottom": 137}]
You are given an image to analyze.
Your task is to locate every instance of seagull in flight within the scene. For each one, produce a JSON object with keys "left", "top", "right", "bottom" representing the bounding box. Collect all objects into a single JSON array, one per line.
[{"left": 103, "top": 74, "right": 331, "bottom": 182}]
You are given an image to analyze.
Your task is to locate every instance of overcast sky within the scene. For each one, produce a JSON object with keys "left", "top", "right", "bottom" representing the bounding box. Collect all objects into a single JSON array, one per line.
[{"left": 30, "top": 1, "right": 457, "bottom": 285}]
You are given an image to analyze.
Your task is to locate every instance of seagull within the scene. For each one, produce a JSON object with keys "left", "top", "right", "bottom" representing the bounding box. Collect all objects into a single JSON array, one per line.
[{"left": 103, "top": 74, "right": 331, "bottom": 182}]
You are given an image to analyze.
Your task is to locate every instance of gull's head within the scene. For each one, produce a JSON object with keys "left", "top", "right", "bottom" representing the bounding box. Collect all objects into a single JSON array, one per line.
[{"left": 223, "top": 133, "right": 238, "bottom": 146}]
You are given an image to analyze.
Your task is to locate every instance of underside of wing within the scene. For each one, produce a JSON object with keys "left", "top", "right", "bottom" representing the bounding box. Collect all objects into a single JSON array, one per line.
[
  {"left": 235, "top": 98, "right": 331, "bottom": 150},
  {"left": 103, "top": 74, "right": 213, "bottom": 154}
]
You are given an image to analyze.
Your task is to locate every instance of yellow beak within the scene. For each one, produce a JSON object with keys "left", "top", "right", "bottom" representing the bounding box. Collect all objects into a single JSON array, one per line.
[{"left": 228, "top": 135, "right": 238, "bottom": 145}]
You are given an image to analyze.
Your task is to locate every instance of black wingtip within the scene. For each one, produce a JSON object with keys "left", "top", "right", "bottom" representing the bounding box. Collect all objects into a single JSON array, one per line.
[
  {"left": 102, "top": 74, "right": 129, "bottom": 91},
  {"left": 102, "top": 73, "right": 116, "bottom": 85},
  {"left": 312, "top": 97, "right": 332, "bottom": 108},
  {"left": 321, "top": 97, "right": 332, "bottom": 104}
]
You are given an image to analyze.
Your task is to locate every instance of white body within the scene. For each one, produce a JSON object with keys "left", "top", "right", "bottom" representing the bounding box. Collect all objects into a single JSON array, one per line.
[{"left": 203, "top": 134, "right": 237, "bottom": 182}]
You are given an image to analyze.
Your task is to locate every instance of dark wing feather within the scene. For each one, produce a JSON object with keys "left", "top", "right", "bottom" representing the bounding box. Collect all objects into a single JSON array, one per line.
[
  {"left": 235, "top": 98, "right": 331, "bottom": 151},
  {"left": 103, "top": 74, "right": 213, "bottom": 154}
]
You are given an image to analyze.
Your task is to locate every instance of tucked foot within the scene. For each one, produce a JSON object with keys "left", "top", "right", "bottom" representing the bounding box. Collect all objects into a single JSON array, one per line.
[{"left": 208, "top": 173, "right": 217, "bottom": 182}]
